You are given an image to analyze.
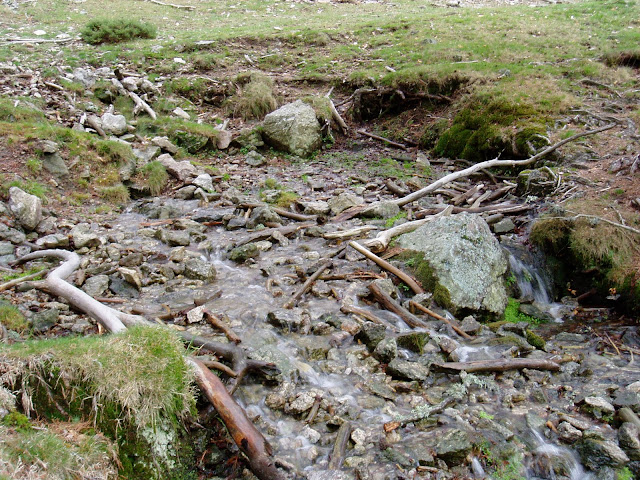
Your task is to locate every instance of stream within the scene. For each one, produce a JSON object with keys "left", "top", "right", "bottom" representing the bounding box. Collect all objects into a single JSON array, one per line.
[{"left": 44, "top": 196, "right": 640, "bottom": 478}]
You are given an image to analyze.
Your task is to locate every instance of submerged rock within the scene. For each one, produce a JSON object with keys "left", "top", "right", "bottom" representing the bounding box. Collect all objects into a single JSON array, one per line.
[{"left": 397, "top": 212, "right": 508, "bottom": 314}]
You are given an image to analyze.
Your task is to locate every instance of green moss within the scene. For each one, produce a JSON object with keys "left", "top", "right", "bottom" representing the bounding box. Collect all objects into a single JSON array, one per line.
[
  {"left": 1, "top": 411, "right": 31, "bottom": 431},
  {"left": 525, "top": 329, "right": 546, "bottom": 350},
  {"left": 400, "top": 251, "right": 453, "bottom": 310},
  {"left": 81, "top": 18, "right": 157, "bottom": 45},
  {"left": 0, "top": 303, "right": 28, "bottom": 333},
  {"left": 502, "top": 298, "right": 544, "bottom": 326}
]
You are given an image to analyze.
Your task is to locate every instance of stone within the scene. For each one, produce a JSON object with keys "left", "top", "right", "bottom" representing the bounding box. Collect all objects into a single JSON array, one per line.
[
  {"left": 38, "top": 140, "right": 58, "bottom": 154},
  {"left": 373, "top": 337, "right": 397, "bottom": 363},
  {"left": 0, "top": 224, "right": 26, "bottom": 244},
  {"left": 557, "top": 421, "right": 583, "bottom": 443},
  {"left": 580, "top": 396, "right": 615, "bottom": 419},
  {"left": 300, "top": 201, "right": 330, "bottom": 216},
  {"left": 460, "top": 315, "right": 482, "bottom": 334},
  {"left": 229, "top": 243, "right": 259, "bottom": 262},
  {"left": 216, "top": 130, "right": 232, "bottom": 150},
  {"left": 0, "top": 242, "right": 13, "bottom": 256},
  {"left": 576, "top": 438, "right": 630, "bottom": 469},
  {"left": 192, "top": 174, "right": 214, "bottom": 192},
  {"left": 71, "top": 67, "right": 96, "bottom": 88},
  {"left": 82, "top": 274, "right": 110, "bottom": 297},
  {"left": 360, "top": 201, "right": 400, "bottom": 219},
  {"left": 328, "top": 192, "right": 365, "bottom": 215},
  {"left": 42, "top": 152, "right": 68, "bottom": 176},
  {"left": 396, "top": 331, "right": 431, "bottom": 353},
  {"left": 133, "top": 146, "right": 161, "bottom": 163},
  {"left": 70, "top": 223, "right": 101, "bottom": 249},
  {"left": 613, "top": 390, "right": 640, "bottom": 410},
  {"left": 159, "top": 229, "right": 191, "bottom": 247},
  {"left": 434, "top": 429, "right": 473, "bottom": 466},
  {"left": 233, "top": 128, "right": 264, "bottom": 149},
  {"left": 386, "top": 358, "right": 429, "bottom": 381},
  {"left": 172, "top": 107, "right": 190, "bottom": 120},
  {"left": 262, "top": 100, "right": 322, "bottom": 157},
  {"left": 267, "top": 309, "right": 308, "bottom": 332},
  {"left": 157, "top": 154, "right": 198, "bottom": 182},
  {"left": 152, "top": 136, "right": 179, "bottom": 154},
  {"left": 355, "top": 322, "right": 387, "bottom": 349},
  {"left": 286, "top": 391, "right": 318, "bottom": 415},
  {"left": 183, "top": 258, "right": 217, "bottom": 282},
  {"left": 8, "top": 187, "right": 42, "bottom": 231},
  {"left": 492, "top": 217, "right": 515, "bottom": 234},
  {"left": 619, "top": 423, "right": 640, "bottom": 460},
  {"left": 397, "top": 212, "right": 508, "bottom": 314},
  {"left": 109, "top": 276, "right": 139, "bottom": 299},
  {"left": 247, "top": 206, "right": 282, "bottom": 229},
  {"left": 101, "top": 112, "right": 128, "bottom": 136},
  {"left": 30, "top": 308, "right": 59, "bottom": 333},
  {"left": 245, "top": 150, "right": 266, "bottom": 167},
  {"left": 118, "top": 267, "right": 142, "bottom": 290},
  {"left": 516, "top": 168, "right": 556, "bottom": 196}
]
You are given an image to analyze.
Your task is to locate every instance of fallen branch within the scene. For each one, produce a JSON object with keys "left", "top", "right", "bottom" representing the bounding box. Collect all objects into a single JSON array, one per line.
[
  {"left": 350, "top": 241, "right": 424, "bottom": 294},
  {"left": 340, "top": 302, "right": 397, "bottom": 330},
  {"left": 415, "top": 203, "right": 530, "bottom": 218},
  {"left": 239, "top": 203, "right": 317, "bottom": 222},
  {"left": 86, "top": 114, "right": 107, "bottom": 139},
  {"left": 204, "top": 310, "right": 241, "bottom": 344},
  {"left": 368, "top": 282, "right": 429, "bottom": 329},
  {"left": 284, "top": 260, "right": 332, "bottom": 309},
  {"left": 431, "top": 358, "right": 561, "bottom": 374},
  {"left": 384, "top": 397, "right": 454, "bottom": 432},
  {"left": 234, "top": 222, "right": 315, "bottom": 247},
  {"left": 543, "top": 213, "right": 640, "bottom": 235},
  {"left": 328, "top": 421, "right": 352, "bottom": 470},
  {"left": 357, "top": 129, "right": 407, "bottom": 150},
  {"left": 409, "top": 301, "right": 472, "bottom": 340},
  {"left": 188, "top": 357, "right": 285, "bottom": 480},
  {"left": 392, "top": 124, "right": 617, "bottom": 207},
  {"left": 144, "top": 0, "right": 195, "bottom": 9},
  {"left": 112, "top": 78, "right": 157, "bottom": 120},
  {"left": 324, "top": 225, "right": 378, "bottom": 240},
  {"left": 0, "top": 268, "right": 50, "bottom": 293},
  {"left": 2, "top": 37, "right": 74, "bottom": 45}
]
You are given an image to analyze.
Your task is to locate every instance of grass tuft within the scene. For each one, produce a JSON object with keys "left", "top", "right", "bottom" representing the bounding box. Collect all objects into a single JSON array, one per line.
[
  {"left": 230, "top": 72, "right": 277, "bottom": 120},
  {"left": 135, "top": 161, "right": 169, "bottom": 196},
  {"left": 80, "top": 18, "right": 157, "bottom": 45},
  {"left": 99, "top": 184, "right": 130, "bottom": 204}
]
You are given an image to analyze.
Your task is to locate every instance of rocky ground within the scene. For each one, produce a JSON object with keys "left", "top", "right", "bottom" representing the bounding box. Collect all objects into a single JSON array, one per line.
[{"left": 0, "top": 0, "right": 639, "bottom": 479}]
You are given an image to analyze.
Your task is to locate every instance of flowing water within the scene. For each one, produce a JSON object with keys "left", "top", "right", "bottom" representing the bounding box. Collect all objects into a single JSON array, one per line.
[{"left": 108, "top": 199, "right": 621, "bottom": 478}]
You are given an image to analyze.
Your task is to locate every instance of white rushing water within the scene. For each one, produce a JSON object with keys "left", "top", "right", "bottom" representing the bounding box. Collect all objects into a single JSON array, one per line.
[{"left": 526, "top": 431, "right": 594, "bottom": 480}]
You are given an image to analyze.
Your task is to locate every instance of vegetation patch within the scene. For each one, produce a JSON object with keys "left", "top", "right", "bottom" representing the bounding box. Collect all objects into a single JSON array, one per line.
[
  {"left": 229, "top": 72, "right": 277, "bottom": 120},
  {"left": 0, "top": 303, "right": 28, "bottom": 333},
  {"left": 80, "top": 19, "right": 157, "bottom": 45},
  {"left": 133, "top": 161, "right": 169, "bottom": 196},
  {"left": 137, "top": 117, "right": 219, "bottom": 154}
]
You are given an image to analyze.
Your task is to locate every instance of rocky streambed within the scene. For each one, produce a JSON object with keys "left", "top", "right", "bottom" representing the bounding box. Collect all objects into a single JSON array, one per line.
[{"left": 1, "top": 163, "right": 639, "bottom": 480}]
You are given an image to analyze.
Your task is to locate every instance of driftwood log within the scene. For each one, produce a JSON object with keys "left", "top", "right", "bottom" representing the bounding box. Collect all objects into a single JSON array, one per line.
[
  {"left": 12, "top": 249, "right": 284, "bottom": 480},
  {"left": 431, "top": 358, "right": 561, "bottom": 374}
]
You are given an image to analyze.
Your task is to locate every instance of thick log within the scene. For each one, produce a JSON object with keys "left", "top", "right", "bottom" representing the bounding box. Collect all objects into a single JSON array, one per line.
[
  {"left": 188, "top": 358, "right": 285, "bottom": 480},
  {"left": 431, "top": 358, "right": 561, "bottom": 374}
]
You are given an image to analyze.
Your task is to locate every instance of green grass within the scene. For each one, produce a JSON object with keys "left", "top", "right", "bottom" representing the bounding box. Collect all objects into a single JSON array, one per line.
[
  {"left": 0, "top": 303, "right": 28, "bottom": 333},
  {"left": 136, "top": 161, "right": 169, "bottom": 196}
]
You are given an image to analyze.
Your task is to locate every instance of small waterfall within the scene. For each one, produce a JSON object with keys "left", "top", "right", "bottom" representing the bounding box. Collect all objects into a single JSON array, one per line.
[
  {"left": 526, "top": 431, "right": 593, "bottom": 480},
  {"left": 508, "top": 254, "right": 552, "bottom": 305}
]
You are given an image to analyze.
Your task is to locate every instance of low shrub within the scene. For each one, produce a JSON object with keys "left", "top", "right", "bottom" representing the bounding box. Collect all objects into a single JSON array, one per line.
[{"left": 81, "top": 19, "right": 157, "bottom": 45}]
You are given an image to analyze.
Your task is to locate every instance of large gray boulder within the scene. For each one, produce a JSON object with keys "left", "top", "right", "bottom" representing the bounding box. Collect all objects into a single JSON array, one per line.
[
  {"left": 397, "top": 212, "right": 508, "bottom": 314},
  {"left": 262, "top": 100, "right": 322, "bottom": 157},
  {"left": 8, "top": 187, "right": 42, "bottom": 231}
]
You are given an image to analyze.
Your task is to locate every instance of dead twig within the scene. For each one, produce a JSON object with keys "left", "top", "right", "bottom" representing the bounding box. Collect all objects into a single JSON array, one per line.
[
  {"left": 368, "top": 282, "right": 429, "bottom": 329},
  {"left": 409, "top": 301, "right": 472, "bottom": 340},
  {"left": 204, "top": 310, "right": 241, "bottom": 344},
  {"left": 284, "top": 260, "right": 333, "bottom": 309},
  {"left": 431, "top": 358, "right": 561, "bottom": 374},
  {"left": 357, "top": 129, "right": 407, "bottom": 150}
]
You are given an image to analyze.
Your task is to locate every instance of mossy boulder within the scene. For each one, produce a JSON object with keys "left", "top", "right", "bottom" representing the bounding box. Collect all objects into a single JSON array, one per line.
[
  {"left": 398, "top": 213, "right": 508, "bottom": 315},
  {"left": 262, "top": 100, "right": 322, "bottom": 157}
]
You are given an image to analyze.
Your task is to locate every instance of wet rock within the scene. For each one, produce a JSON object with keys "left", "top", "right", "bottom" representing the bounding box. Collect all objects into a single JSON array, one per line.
[
  {"left": 557, "top": 421, "right": 583, "bottom": 443},
  {"left": 306, "top": 472, "right": 355, "bottom": 480},
  {"left": 225, "top": 217, "right": 247, "bottom": 230},
  {"left": 109, "top": 276, "right": 139, "bottom": 299},
  {"left": 355, "top": 322, "right": 387, "bottom": 349},
  {"left": 245, "top": 150, "right": 266, "bottom": 167},
  {"left": 397, "top": 212, "right": 508, "bottom": 314},
  {"left": 152, "top": 136, "right": 179, "bottom": 155},
  {"left": 157, "top": 153, "right": 198, "bottom": 181},
  {"left": 576, "top": 438, "right": 629, "bottom": 469},
  {"left": 8, "top": 187, "right": 42, "bottom": 231},
  {"left": 396, "top": 331, "right": 431, "bottom": 353},
  {"left": 262, "top": 100, "right": 322, "bottom": 157},
  {"left": 300, "top": 200, "right": 330, "bottom": 216},
  {"left": 184, "top": 258, "right": 217, "bottom": 282},
  {"left": 82, "top": 274, "right": 110, "bottom": 297},
  {"left": 229, "top": 243, "right": 259, "bottom": 262},
  {"left": 35, "top": 233, "right": 69, "bottom": 249},
  {"left": 286, "top": 390, "right": 320, "bottom": 415},
  {"left": 386, "top": 358, "right": 429, "bottom": 381},
  {"left": 460, "top": 315, "right": 482, "bottom": 334},
  {"left": 158, "top": 229, "right": 191, "bottom": 247},
  {"left": 101, "top": 112, "right": 127, "bottom": 135},
  {"left": 613, "top": 390, "right": 640, "bottom": 411},
  {"left": 70, "top": 223, "right": 101, "bottom": 249},
  {"left": 373, "top": 337, "right": 397, "bottom": 363},
  {"left": 252, "top": 344, "right": 294, "bottom": 379},
  {"left": 619, "top": 423, "right": 640, "bottom": 460},
  {"left": 29, "top": 308, "right": 59, "bottom": 332},
  {"left": 580, "top": 396, "right": 615, "bottom": 420},
  {"left": 328, "top": 192, "right": 365, "bottom": 215},
  {"left": 118, "top": 267, "right": 142, "bottom": 290},
  {"left": 267, "top": 309, "right": 308, "bottom": 333},
  {"left": 360, "top": 201, "right": 400, "bottom": 219},
  {"left": 247, "top": 206, "right": 282, "bottom": 229},
  {"left": 434, "top": 429, "right": 473, "bottom": 466}
]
